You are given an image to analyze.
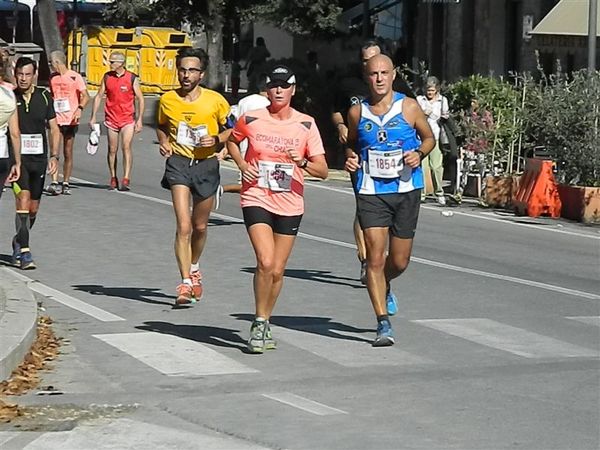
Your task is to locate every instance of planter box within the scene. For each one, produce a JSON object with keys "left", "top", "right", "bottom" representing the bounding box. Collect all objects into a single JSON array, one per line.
[
  {"left": 484, "top": 175, "right": 520, "bottom": 208},
  {"left": 557, "top": 185, "right": 600, "bottom": 224}
]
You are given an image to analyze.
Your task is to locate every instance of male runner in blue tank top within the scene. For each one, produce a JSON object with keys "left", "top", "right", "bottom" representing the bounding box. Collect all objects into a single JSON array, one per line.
[{"left": 345, "top": 54, "right": 435, "bottom": 347}]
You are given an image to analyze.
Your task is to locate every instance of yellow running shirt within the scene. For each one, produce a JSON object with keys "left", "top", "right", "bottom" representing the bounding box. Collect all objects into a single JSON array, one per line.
[{"left": 158, "top": 88, "right": 230, "bottom": 160}]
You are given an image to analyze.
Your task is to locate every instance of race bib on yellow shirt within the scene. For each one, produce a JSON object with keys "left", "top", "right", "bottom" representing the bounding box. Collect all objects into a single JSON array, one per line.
[
  {"left": 21, "top": 134, "right": 44, "bottom": 155},
  {"left": 176, "top": 122, "right": 208, "bottom": 147},
  {"left": 258, "top": 161, "right": 294, "bottom": 192}
]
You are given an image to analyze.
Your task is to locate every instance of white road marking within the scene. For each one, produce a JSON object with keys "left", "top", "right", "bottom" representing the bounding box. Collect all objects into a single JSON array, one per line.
[
  {"left": 566, "top": 316, "right": 600, "bottom": 327},
  {"left": 93, "top": 332, "right": 258, "bottom": 376},
  {"left": 274, "top": 326, "right": 431, "bottom": 367},
  {"left": 413, "top": 318, "right": 599, "bottom": 358},
  {"left": 24, "top": 418, "right": 270, "bottom": 450},
  {"left": 262, "top": 392, "right": 347, "bottom": 416},
  {"left": 70, "top": 177, "right": 600, "bottom": 301},
  {"left": 4, "top": 268, "right": 125, "bottom": 322},
  {"left": 0, "top": 433, "right": 20, "bottom": 447}
]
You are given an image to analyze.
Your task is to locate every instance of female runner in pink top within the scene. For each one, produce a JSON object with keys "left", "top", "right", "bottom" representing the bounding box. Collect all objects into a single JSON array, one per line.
[{"left": 227, "top": 65, "right": 328, "bottom": 354}]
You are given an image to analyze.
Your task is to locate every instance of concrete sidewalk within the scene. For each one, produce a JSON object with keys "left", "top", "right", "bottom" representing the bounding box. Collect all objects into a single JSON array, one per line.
[{"left": 0, "top": 268, "right": 38, "bottom": 382}]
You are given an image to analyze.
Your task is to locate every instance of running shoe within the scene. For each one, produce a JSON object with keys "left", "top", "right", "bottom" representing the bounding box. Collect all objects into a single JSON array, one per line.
[
  {"left": 264, "top": 322, "right": 277, "bottom": 350},
  {"left": 247, "top": 319, "right": 267, "bottom": 354},
  {"left": 109, "top": 177, "right": 119, "bottom": 190},
  {"left": 20, "top": 251, "right": 36, "bottom": 270},
  {"left": 46, "top": 182, "right": 60, "bottom": 196},
  {"left": 190, "top": 270, "right": 203, "bottom": 301},
  {"left": 212, "top": 185, "right": 224, "bottom": 211},
  {"left": 372, "top": 319, "right": 394, "bottom": 347},
  {"left": 61, "top": 183, "right": 71, "bottom": 195},
  {"left": 175, "top": 283, "right": 193, "bottom": 306},
  {"left": 386, "top": 286, "right": 398, "bottom": 316},
  {"left": 11, "top": 236, "right": 20, "bottom": 266},
  {"left": 360, "top": 260, "right": 367, "bottom": 285},
  {"left": 437, "top": 195, "right": 447, "bottom": 206},
  {"left": 119, "top": 178, "right": 130, "bottom": 191}
]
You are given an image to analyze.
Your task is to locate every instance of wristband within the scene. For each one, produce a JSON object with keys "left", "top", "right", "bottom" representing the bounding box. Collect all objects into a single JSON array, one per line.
[
  {"left": 214, "top": 135, "right": 220, "bottom": 144},
  {"left": 78, "top": 105, "right": 84, "bottom": 110},
  {"left": 50, "top": 155, "right": 59, "bottom": 161},
  {"left": 416, "top": 150, "right": 425, "bottom": 161}
]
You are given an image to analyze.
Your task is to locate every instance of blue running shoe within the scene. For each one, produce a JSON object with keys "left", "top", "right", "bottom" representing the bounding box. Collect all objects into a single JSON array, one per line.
[
  {"left": 11, "top": 237, "right": 20, "bottom": 266},
  {"left": 20, "top": 251, "right": 36, "bottom": 270},
  {"left": 373, "top": 319, "right": 394, "bottom": 347},
  {"left": 386, "top": 286, "right": 398, "bottom": 316}
]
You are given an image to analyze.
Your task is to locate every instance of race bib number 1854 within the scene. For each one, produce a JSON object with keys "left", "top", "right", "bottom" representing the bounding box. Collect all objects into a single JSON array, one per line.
[{"left": 368, "top": 149, "right": 404, "bottom": 178}]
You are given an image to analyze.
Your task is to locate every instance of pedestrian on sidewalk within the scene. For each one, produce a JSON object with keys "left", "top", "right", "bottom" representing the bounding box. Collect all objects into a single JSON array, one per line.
[
  {"left": 226, "top": 65, "right": 328, "bottom": 353},
  {"left": 10, "top": 57, "right": 60, "bottom": 270},
  {"left": 417, "top": 76, "right": 449, "bottom": 205},
  {"left": 46, "top": 50, "right": 90, "bottom": 195},
  {"left": 89, "top": 51, "right": 144, "bottom": 191},
  {"left": 345, "top": 55, "right": 434, "bottom": 346},
  {"left": 0, "top": 57, "right": 20, "bottom": 201},
  {"left": 157, "top": 47, "right": 231, "bottom": 306}
]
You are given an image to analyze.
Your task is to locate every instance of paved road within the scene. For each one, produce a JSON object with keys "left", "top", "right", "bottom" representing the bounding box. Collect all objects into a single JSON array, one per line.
[{"left": 0, "top": 125, "right": 599, "bottom": 449}]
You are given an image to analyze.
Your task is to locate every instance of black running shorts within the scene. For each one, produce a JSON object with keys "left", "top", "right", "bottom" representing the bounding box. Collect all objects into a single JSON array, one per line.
[
  {"left": 59, "top": 125, "right": 78, "bottom": 137},
  {"left": 14, "top": 159, "right": 47, "bottom": 200},
  {"left": 242, "top": 206, "right": 303, "bottom": 236},
  {"left": 161, "top": 153, "right": 220, "bottom": 200},
  {"left": 356, "top": 189, "right": 421, "bottom": 239}
]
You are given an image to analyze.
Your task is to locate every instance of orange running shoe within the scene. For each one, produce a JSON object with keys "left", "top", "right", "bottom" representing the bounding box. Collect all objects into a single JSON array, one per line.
[
  {"left": 190, "top": 270, "right": 203, "bottom": 301},
  {"left": 175, "top": 283, "right": 193, "bottom": 306}
]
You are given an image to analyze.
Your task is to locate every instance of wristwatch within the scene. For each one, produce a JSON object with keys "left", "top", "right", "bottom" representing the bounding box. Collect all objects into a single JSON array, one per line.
[
  {"left": 299, "top": 158, "right": 309, "bottom": 169},
  {"left": 416, "top": 150, "right": 425, "bottom": 161}
]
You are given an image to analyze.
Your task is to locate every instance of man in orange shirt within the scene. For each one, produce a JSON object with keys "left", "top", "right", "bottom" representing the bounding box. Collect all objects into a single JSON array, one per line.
[{"left": 47, "top": 50, "right": 89, "bottom": 195}]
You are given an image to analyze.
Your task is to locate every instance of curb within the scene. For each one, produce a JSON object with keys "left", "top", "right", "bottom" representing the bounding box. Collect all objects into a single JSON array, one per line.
[{"left": 0, "top": 268, "right": 38, "bottom": 382}]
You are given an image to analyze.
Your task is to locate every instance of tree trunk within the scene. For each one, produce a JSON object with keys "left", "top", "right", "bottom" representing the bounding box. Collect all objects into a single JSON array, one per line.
[
  {"left": 36, "top": 0, "right": 63, "bottom": 56},
  {"left": 206, "top": 0, "right": 224, "bottom": 90}
]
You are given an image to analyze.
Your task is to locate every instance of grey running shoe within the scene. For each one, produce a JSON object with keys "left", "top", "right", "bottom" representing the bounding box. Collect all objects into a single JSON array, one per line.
[
  {"left": 247, "top": 319, "right": 267, "bottom": 354},
  {"left": 264, "top": 322, "right": 277, "bottom": 350},
  {"left": 46, "top": 182, "right": 60, "bottom": 196},
  {"left": 61, "top": 183, "right": 71, "bottom": 195}
]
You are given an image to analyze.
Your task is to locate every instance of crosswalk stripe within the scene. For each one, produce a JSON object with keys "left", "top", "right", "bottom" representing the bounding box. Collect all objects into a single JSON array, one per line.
[
  {"left": 412, "top": 318, "right": 598, "bottom": 359},
  {"left": 93, "top": 332, "right": 258, "bottom": 376},
  {"left": 566, "top": 316, "right": 600, "bottom": 327},
  {"left": 273, "top": 326, "right": 432, "bottom": 367},
  {"left": 262, "top": 393, "right": 347, "bottom": 416}
]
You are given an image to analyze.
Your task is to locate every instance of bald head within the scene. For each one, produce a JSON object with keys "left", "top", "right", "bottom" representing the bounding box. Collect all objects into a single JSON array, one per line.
[
  {"left": 365, "top": 54, "right": 394, "bottom": 73},
  {"left": 364, "top": 54, "right": 396, "bottom": 98}
]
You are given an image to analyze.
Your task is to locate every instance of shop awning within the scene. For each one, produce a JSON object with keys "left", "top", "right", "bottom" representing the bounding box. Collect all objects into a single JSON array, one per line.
[{"left": 530, "top": 0, "right": 600, "bottom": 37}]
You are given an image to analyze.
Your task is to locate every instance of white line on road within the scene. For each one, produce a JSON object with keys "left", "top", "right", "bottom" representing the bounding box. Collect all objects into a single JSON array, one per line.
[
  {"left": 93, "top": 332, "right": 258, "bottom": 376},
  {"left": 70, "top": 177, "right": 600, "bottom": 301},
  {"left": 4, "top": 268, "right": 125, "bottom": 322},
  {"left": 413, "top": 318, "right": 599, "bottom": 358},
  {"left": 566, "top": 316, "right": 600, "bottom": 327},
  {"left": 262, "top": 392, "right": 348, "bottom": 416}
]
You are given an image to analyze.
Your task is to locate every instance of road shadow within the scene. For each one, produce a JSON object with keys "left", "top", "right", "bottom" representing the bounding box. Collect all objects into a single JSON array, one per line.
[
  {"left": 0, "top": 254, "right": 15, "bottom": 266},
  {"left": 72, "top": 284, "right": 174, "bottom": 307},
  {"left": 232, "top": 313, "right": 373, "bottom": 344},
  {"left": 240, "top": 267, "right": 364, "bottom": 289},
  {"left": 136, "top": 321, "right": 248, "bottom": 352},
  {"left": 208, "top": 217, "right": 243, "bottom": 227}
]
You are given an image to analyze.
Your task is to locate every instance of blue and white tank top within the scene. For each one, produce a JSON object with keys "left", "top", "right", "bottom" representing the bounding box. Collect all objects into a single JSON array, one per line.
[{"left": 353, "top": 92, "right": 424, "bottom": 195}]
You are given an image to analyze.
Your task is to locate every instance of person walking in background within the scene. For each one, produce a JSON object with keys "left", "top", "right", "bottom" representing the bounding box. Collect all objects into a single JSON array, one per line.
[
  {"left": 90, "top": 51, "right": 145, "bottom": 191},
  {"left": 0, "top": 60, "right": 20, "bottom": 201},
  {"left": 417, "top": 76, "right": 449, "bottom": 205},
  {"left": 47, "top": 50, "right": 89, "bottom": 195},
  {"left": 244, "top": 37, "right": 270, "bottom": 93}
]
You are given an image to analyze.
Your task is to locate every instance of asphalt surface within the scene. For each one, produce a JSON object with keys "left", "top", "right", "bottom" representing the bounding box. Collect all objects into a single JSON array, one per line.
[{"left": 0, "top": 124, "right": 598, "bottom": 450}]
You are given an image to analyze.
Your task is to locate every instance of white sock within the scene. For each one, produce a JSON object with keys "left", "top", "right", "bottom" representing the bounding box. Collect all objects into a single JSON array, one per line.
[
  {"left": 255, "top": 316, "right": 266, "bottom": 322},
  {"left": 182, "top": 278, "right": 192, "bottom": 286},
  {"left": 190, "top": 262, "right": 200, "bottom": 273}
]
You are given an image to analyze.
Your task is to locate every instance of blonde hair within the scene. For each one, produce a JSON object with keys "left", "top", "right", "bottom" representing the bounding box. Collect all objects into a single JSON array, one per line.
[{"left": 49, "top": 50, "right": 66, "bottom": 65}]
